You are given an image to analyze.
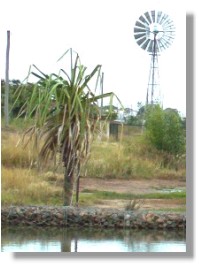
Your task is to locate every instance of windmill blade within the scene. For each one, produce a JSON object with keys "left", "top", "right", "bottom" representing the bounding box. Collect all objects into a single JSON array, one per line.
[
  {"left": 147, "top": 40, "right": 154, "bottom": 53},
  {"left": 163, "top": 33, "right": 175, "bottom": 41},
  {"left": 162, "top": 35, "right": 174, "bottom": 46},
  {"left": 136, "top": 36, "right": 148, "bottom": 46},
  {"left": 135, "top": 21, "right": 147, "bottom": 29},
  {"left": 134, "top": 27, "right": 147, "bottom": 33},
  {"left": 156, "top": 41, "right": 162, "bottom": 52},
  {"left": 144, "top": 11, "right": 152, "bottom": 24},
  {"left": 139, "top": 15, "right": 150, "bottom": 25},
  {"left": 140, "top": 39, "right": 151, "bottom": 50},
  {"left": 158, "top": 44, "right": 165, "bottom": 52},
  {"left": 162, "top": 19, "right": 174, "bottom": 29},
  {"left": 163, "top": 22, "right": 175, "bottom": 32},
  {"left": 134, "top": 32, "right": 146, "bottom": 40},
  {"left": 151, "top": 10, "right": 156, "bottom": 23},
  {"left": 156, "top": 41, "right": 162, "bottom": 53},
  {"left": 159, "top": 37, "right": 170, "bottom": 49},
  {"left": 157, "top": 39, "right": 167, "bottom": 51},
  {"left": 159, "top": 13, "right": 169, "bottom": 25},
  {"left": 157, "top": 11, "right": 163, "bottom": 23}
]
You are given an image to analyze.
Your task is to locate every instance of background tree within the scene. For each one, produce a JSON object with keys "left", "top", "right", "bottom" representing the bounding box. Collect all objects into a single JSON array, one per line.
[
  {"left": 101, "top": 105, "right": 118, "bottom": 120},
  {"left": 145, "top": 105, "right": 185, "bottom": 155},
  {"left": 124, "top": 103, "right": 147, "bottom": 126},
  {"left": 19, "top": 49, "right": 119, "bottom": 206},
  {"left": 1, "top": 79, "right": 34, "bottom": 118}
]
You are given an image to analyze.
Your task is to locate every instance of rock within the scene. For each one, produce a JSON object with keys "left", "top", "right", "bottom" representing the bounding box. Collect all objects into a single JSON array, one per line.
[
  {"left": 56, "top": 213, "right": 63, "bottom": 220},
  {"left": 145, "top": 213, "right": 155, "bottom": 223},
  {"left": 156, "top": 217, "right": 164, "bottom": 224},
  {"left": 111, "top": 213, "right": 118, "bottom": 220},
  {"left": 1, "top": 206, "right": 186, "bottom": 230},
  {"left": 125, "top": 220, "right": 131, "bottom": 227},
  {"left": 124, "top": 214, "right": 131, "bottom": 221}
]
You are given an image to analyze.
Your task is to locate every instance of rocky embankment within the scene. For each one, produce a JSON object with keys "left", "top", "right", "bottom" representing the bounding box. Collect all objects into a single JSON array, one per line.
[{"left": 1, "top": 206, "right": 186, "bottom": 229}]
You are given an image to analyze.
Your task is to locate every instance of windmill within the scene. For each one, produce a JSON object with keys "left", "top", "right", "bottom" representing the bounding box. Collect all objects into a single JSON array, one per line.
[{"left": 134, "top": 10, "right": 175, "bottom": 105}]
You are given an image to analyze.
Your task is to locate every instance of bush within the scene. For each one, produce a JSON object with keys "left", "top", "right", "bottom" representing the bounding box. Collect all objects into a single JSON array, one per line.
[{"left": 145, "top": 105, "right": 185, "bottom": 155}]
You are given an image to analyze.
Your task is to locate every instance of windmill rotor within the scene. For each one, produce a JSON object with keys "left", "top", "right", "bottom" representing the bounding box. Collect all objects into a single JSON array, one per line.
[
  {"left": 133, "top": 10, "right": 175, "bottom": 105},
  {"left": 134, "top": 10, "right": 175, "bottom": 53}
]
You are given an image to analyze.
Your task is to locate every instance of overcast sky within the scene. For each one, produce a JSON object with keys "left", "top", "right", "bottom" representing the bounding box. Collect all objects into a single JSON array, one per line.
[{"left": 1, "top": 0, "right": 187, "bottom": 116}]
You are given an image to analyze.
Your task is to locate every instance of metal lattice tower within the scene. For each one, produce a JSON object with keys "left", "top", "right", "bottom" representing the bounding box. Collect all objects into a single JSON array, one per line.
[
  {"left": 147, "top": 41, "right": 160, "bottom": 105},
  {"left": 134, "top": 10, "right": 175, "bottom": 105}
]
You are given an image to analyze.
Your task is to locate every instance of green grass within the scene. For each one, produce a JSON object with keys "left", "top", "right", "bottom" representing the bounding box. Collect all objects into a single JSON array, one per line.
[
  {"left": 81, "top": 189, "right": 186, "bottom": 200},
  {"left": 151, "top": 207, "right": 186, "bottom": 213}
]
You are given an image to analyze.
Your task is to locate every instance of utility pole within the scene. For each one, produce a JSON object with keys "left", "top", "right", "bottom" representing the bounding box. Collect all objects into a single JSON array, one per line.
[{"left": 5, "top": 30, "right": 10, "bottom": 126}]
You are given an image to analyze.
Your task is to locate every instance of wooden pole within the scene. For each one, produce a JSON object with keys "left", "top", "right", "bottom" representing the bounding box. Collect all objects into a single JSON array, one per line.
[
  {"left": 75, "top": 175, "right": 80, "bottom": 207},
  {"left": 5, "top": 30, "right": 10, "bottom": 126},
  {"left": 100, "top": 72, "right": 104, "bottom": 117},
  {"left": 75, "top": 161, "right": 81, "bottom": 206}
]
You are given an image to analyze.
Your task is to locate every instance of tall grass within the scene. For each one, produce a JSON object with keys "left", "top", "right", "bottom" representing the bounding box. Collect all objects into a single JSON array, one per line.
[
  {"left": 1, "top": 129, "right": 63, "bottom": 205},
  {"left": 1, "top": 167, "right": 62, "bottom": 205},
  {"left": 85, "top": 136, "right": 186, "bottom": 180},
  {"left": 1, "top": 132, "right": 37, "bottom": 168},
  {"left": 1, "top": 129, "right": 186, "bottom": 179},
  {"left": 1, "top": 127, "right": 186, "bottom": 206}
]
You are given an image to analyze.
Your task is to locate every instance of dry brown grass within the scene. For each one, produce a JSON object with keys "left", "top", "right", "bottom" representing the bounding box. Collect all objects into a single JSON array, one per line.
[
  {"left": 1, "top": 167, "right": 63, "bottom": 205},
  {"left": 1, "top": 128, "right": 186, "bottom": 206},
  {"left": 1, "top": 130, "right": 63, "bottom": 205},
  {"left": 86, "top": 137, "right": 186, "bottom": 180},
  {"left": 1, "top": 132, "right": 37, "bottom": 168}
]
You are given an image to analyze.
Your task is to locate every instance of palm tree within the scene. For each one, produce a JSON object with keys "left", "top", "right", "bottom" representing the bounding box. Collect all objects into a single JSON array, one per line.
[{"left": 20, "top": 49, "right": 119, "bottom": 206}]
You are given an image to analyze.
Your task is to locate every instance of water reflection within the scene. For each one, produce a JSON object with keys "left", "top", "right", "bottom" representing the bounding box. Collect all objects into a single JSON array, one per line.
[{"left": 1, "top": 226, "right": 186, "bottom": 252}]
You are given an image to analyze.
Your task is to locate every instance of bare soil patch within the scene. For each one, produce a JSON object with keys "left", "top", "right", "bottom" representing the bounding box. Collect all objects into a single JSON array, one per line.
[
  {"left": 79, "top": 178, "right": 186, "bottom": 210},
  {"left": 80, "top": 177, "right": 186, "bottom": 194},
  {"left": 91, "top": 198, "right": 185, "bottom": 210}
]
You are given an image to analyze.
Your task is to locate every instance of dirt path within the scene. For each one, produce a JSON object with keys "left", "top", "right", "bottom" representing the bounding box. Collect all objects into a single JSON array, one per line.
[{"left": 79, "top": 178, "right": 186, "bottom": 210}]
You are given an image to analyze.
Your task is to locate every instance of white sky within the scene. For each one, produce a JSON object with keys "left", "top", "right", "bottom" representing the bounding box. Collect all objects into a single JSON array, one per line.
[{"left": 0, "top": 0, "right": 186, "bottom": 116}]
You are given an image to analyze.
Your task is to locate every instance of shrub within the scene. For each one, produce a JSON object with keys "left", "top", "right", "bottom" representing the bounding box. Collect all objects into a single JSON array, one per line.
[{"left": 145, "top": 105, "right": 185, "bottom": 155}]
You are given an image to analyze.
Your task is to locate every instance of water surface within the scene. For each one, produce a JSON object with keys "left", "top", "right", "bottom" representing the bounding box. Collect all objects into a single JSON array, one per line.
[{"left": 1, "top": 226, "right": 186, "bottom": 252}]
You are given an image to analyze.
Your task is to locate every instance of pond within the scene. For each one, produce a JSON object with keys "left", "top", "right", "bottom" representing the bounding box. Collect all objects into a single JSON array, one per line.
[{"left": 1, "top": 226, "right": 186, "bottom": 253}]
